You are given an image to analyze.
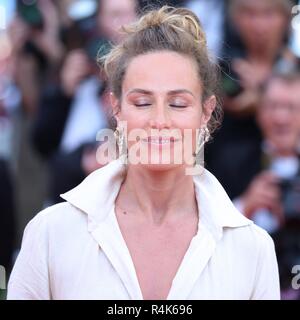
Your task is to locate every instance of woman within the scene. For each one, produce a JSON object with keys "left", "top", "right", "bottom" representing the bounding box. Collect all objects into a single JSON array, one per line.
[{"left": 7, "top": 6, "right": 280, "bottom": 300}]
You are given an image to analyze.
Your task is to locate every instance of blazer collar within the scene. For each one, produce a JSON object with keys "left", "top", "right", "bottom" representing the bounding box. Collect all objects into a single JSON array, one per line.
[{"left": 60, "top": 157, "right": 252, "bottom": 238}]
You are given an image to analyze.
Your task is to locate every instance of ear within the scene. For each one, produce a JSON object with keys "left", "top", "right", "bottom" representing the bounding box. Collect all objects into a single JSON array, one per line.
[
  {"left": 110, "top": 92, "right": 121, "bottom": 122},
  {"left": 201, "top": 95, "right": 216, "bottom": 127}
]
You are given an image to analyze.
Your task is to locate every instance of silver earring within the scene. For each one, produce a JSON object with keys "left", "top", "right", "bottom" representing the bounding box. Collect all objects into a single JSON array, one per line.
[
  {"left": 195, "top": 127, "right": 210, "bottom": 154},
  {"left": 114, "top": 126, "right": 126, "bottom": 157},
  {"left": 203, "top": 126, "right": 210, "bottom": 143},
  {"left": 195, "top": 126, "right": 210, "bottom": 166}
]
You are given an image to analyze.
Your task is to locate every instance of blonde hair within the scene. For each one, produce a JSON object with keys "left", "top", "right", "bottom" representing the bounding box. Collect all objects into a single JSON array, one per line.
[{"left": 99, "top": 6, "right": 222, "bottom": 134}]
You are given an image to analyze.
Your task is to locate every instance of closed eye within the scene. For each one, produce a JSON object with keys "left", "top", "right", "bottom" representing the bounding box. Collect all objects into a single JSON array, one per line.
[
  {"left": 170, "top": 104, "right": 187, "bottom": 108},
  {"left": 134, "top": 103, "right": 151, "bottom": 107}
]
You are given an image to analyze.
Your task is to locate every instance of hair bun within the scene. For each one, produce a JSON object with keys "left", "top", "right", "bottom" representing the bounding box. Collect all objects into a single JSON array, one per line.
[{"left": 123, "top": 6, "right": 207, "bottom": 46}]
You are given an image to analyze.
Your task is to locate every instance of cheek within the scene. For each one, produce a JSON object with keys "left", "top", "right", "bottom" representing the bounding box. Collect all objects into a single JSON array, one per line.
[
  {"left": 118, "top": 106, "right": 148, "bottom": 130},
  {"left": 125, "top": 116, "right": 144, "bottom": 130},
  {"left": 258, "top": 113, "right": 270, "bottom": 129},
  {"left": 292, "top": 119, "right": 300, "bottom": 132},
  {"left": 173, "top": 108, "right": 204, "bottom": 130},
  {"left": 271, "top": 16, "right": 287, "bottom": 31},
  {"left": 239, "top": 19, "right": 253, "bottom": 33},
  {"left": 295, "top": 113, "right": 300, "bottom": 126},
  {"left": 264, "top": 120, "right": 275, "bottom": 133}
]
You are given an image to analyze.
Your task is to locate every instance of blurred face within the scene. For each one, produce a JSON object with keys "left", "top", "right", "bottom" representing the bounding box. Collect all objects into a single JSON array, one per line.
[
  {"left": 258, "top": 79, "right": 300, "bottom": 156},
  {"left": 97, "top": 0, "right": 137, "bottom": 43},
  {"left": 232, "top": 0, "right": 288, "bottom": 50},
  {"left": 111, "top": 51, "right": 215, "bottom": 172}
]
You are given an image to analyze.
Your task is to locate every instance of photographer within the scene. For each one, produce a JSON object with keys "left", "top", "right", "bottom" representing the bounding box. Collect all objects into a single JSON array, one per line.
[
  {"left": 235, "top": 72, "right": 300, "bottom": 232},
  {"left": 32, "top": 0, "right": 138, "bottom": 204},
  {"left": 230, "top": 71, "right": 300, "bottom": 298}
]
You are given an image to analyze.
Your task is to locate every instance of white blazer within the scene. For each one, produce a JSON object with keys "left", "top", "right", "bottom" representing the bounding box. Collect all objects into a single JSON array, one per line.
[{"left": 7, "top": 158, "right": 280, "bottom": 300}]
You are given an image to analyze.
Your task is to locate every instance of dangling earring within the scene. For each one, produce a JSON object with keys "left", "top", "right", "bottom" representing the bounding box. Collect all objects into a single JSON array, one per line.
[
  {"left": 114, "top": 126, "right": 127, "bottom": 158},
  {"left": 195, "top": 126, "right": 210, "bottom": 165}
]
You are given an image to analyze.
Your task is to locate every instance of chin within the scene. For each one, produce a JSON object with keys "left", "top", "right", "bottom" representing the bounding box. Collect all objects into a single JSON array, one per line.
[
  {"left": 273, "top": 144, "right": 295, "bottom": 156},
  {"left": 136, "top": 162, "right": 185, "bottom": 172},
  {"left": 273, "top": 137, "right": 295, "bottom": 152}
]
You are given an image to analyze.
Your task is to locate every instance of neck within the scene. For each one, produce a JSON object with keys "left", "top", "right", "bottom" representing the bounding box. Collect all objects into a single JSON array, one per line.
[{"left": 116, "top": 165, "right": 198, "bottom": 225}]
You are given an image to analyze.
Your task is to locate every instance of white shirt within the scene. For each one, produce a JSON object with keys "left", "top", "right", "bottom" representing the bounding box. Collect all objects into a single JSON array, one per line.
[{"left": 7, "top": 158, "right": 280, "bottom": 300}]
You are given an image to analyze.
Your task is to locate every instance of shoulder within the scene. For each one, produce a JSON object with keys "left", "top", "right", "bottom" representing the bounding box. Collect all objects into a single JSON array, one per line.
[
  {"left": 218, "top": 223, "right": 280, "bottom": 299},
  {"left": 222, "top": 222, "right": 276, "bottom": 265},
  {"left": 7, "top": 202, "right": 87, "bottom": 300},
  {"left": 23, "top": 202, "right": 88, "bottom": 244},
  {"left": 236, "top": 224, "right": 280, "bottom": 299},
  {"left": 220, "top": 222, "right": 278, "bottom": 277},
  {"left": 18, "top": 201, "right": 92, "bottom": 272},
  {"left": 244, "top": 223, "right": 275, "bottom": 251},
  {"left": 28, "top": 201, "right": 84, "bottom": 225},
  {"left": 246, "top": 223, "right": 277, "bottom": 262}
]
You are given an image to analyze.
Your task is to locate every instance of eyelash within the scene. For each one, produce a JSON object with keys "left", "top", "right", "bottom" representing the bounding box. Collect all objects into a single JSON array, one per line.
[
  {"left": 134, "top": 104, "right": 187, "bottom": 108},
  {"left": 170, "top": 104, "right": 187, "bottom": 108},
  {"left": 134, "top": 104, "right": 151, "bottom": 107}
]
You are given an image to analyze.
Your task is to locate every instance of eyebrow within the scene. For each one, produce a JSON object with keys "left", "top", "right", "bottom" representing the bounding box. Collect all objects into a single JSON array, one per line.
[{"left": 126, "top": 88, "right": 195, "bottom": 98}]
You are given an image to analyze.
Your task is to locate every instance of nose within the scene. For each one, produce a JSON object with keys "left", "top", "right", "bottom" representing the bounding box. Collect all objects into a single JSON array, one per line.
[
  {"left": 252, "top": 17, "right": 268, "bottom": 34},
  {"left": 273, "top": 106, "right": 292, "bottom": 125},
  {"left": 148, "top": 103, "right": 171, "bottom": 129}
]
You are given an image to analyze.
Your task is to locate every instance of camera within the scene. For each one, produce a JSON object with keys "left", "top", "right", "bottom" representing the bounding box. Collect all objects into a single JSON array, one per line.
[
  {"left": 279, "top": 176, "right": 300, "bottom": 224},
  {"left": 272, "top": 176, "right": 300, "bottom": 294}
]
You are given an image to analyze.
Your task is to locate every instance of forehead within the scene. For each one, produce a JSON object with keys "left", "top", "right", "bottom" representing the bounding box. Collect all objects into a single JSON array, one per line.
[
  {"left": 234, "top": 0, "right": 282, "bottom": 12},
  {"left": 122, "top": 51, "right": 201, "bottom": 94},
  {"left": 100, "top": 0, "right": 135, "bottom": 13},
  {"left": 264, "top": 79, "right": 300, "bottom": 101}
]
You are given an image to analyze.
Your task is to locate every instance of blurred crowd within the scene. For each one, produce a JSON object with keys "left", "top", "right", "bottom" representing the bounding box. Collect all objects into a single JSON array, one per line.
[{"left": 0, "top": 0, "right": 300, "bottom": 299}]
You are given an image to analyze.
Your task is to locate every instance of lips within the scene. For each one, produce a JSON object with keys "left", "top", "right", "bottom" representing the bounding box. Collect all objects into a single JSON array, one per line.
[
  {"left": 142, "top": 136, "right": 178, "bottom": 144},
  {"left": 273, "top": 127, "right": 292, "bottom": 136}
]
